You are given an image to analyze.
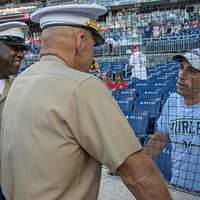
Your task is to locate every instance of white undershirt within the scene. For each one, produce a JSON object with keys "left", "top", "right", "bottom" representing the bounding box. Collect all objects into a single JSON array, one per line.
[{"left": 0, "top": 79, "right": 6, "bottom": 96}]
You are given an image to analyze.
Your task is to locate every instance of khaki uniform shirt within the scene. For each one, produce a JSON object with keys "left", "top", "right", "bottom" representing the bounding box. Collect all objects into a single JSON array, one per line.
[
  {"left": 0, "top": 77, "right": 14, "bottom": 130},
  {"left": 1, "top": 55, "right": 142, "bottom": 200}
]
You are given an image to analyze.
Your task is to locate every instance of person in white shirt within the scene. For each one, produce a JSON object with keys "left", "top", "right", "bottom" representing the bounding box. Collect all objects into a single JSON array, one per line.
[
  {"left": 105, "top": 36, "right": 117, "bottom": 54},
  {"left": 129, "top": 43, "right": 147, "bottom": 80}
]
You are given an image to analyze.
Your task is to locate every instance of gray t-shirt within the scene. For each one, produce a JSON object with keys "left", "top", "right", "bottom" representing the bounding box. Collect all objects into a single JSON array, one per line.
[{"left": 157, "top": 93, "right": 200, "bottom": 191}]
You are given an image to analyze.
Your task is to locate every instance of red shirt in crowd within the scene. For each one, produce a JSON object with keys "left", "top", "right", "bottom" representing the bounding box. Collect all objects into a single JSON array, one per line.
[{"left": 107, "top": 80, "right": 127, "bottom": 95}]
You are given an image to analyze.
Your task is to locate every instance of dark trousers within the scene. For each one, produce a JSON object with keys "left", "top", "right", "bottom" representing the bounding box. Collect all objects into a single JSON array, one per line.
[{"left": 0, "top": 186, "right": 5, "bottom": 200}]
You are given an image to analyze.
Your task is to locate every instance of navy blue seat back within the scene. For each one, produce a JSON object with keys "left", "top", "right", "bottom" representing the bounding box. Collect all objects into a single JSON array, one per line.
[
  {"left": 134, "top": 97, "right": 161, "bottom": 119},
  {"left": 138, "top": 89, "right": 162, "bottom": 99},
  {"left": 117, "top": 99, "right": 134, "bottom": 111},
  {"left": 124, "top": 110, "right": 150, "bottom": 138},
  {"left": 150, "top": 80, "right": 170, "bottom": 90},
  {"left": 115, "top": 88, "right": 137, "bottom": 100},
  {"left": 154, "top": 142, "right": 172, "bottom": 182},
  {"left": 128, "top": 78, "right": 149, "bottom": 89}
]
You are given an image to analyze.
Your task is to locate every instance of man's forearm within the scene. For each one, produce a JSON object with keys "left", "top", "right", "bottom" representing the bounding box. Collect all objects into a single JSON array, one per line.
[
  {"left": 118, "top": 150, "right": 172, "bottom": 200},
  {"left": 145, "top": 131, "right": 168, "bottom": 158}
]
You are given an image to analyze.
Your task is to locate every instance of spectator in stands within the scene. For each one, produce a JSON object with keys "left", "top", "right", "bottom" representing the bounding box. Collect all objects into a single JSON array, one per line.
[
  {"left": 0, "top": 4, "right": 172, "bottom": 200},
  {"left": 145, "top": 51, "right": 200, "bottom": 192},
  {"left": 112, "top": 71, "right": 127, "bottom": 95},
  {"left": 178, "top": 23, "right": 187, "bottom": 35},
  {"left": 160, "top": 24, "right": 166, "bottom": 37},
  {"left": 144, "top": 22, "right": 153, "bottom": 38},
  {"left": 105, "top": 35, "right": 117, "bottom": 55},
  {"left": 183, "top": 19, "right": 189, "bottom": 30},
  {"left": 129, "top": 43, "right": 148, "bottom": 80},
  {"left": 192, "top": 19, "right": 199, "bottom": 29},
  {"left": 197, "top": 39, "right": 200, "bottom": 48},
  {"left": 101, "top": 71, "right": 127, "bottom": 94},
  {"left": 132, "top": 27, "right": 139, "bottom": 44},
  {"left": 167, "top": 25, "right": 172, "bottom": 35},
  {"left": 153, "top": 23, "right": 160, "bottom": 38},
  {"left": 101, "top": 72, "right": 114, "bottom": 89},
  {"left": 0, "top": 21, "right": 29, "bottom": 200}
]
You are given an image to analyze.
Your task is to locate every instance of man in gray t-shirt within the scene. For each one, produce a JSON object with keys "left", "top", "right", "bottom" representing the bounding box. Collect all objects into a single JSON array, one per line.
[{"left": 146, "top": 51, "right": 200, "bottom": 192}]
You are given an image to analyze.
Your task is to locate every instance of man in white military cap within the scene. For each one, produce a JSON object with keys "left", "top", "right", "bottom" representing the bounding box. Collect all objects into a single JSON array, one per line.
[
  {"left": 0, "top": 4, "right": 171, "bottom": 200},
  {"left": 0, "top": 21, "right": 28, "bottom": 125},
  {"left": 0, "top": 21, "right": 29, "bottom": 118},
  {"left": 0, "top": 21, "right": 29, "bottom": 124},
  {"left": 0, "top": 21, "right": 28, "bottom": 200}
]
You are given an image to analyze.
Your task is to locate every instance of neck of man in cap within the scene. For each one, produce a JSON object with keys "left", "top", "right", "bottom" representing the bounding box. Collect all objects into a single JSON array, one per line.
[{"left": 40, "top": 26, "right": 94, "bottom": 72}]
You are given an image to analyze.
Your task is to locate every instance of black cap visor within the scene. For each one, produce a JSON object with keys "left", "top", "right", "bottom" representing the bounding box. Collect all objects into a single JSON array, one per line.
[
  {"left": 0, "top": 35, "right": 30, "bottom": 51},
  {"left": 173, "top": 55, "right": 189, "bottom": 63}
]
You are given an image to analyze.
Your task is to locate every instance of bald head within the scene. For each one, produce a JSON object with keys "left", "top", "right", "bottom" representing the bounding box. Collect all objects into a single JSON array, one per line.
[
  {"left": 40, "top": 25, "right": 96, "bottom": 72},
  {"left": 41, "top": 26, "right": 79, "bottom": 53}
]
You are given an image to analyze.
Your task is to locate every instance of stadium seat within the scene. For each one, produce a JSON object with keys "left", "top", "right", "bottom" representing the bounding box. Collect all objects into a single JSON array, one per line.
[
  {"left": 134, "top": 97, "right": 161, "bottom": 119},
  {"left": 134, "top": 97, "right": 162, "bottom": 134},
  {"left": 129, "top": 79, "right": 150, "bottom": 90},
  {"left": 117, "top": 99, "right": 134, "bottom": 111},
  {"left": 115, "top": 88, "right": 137, "bottom": 100},
  {"left": 138, "top": 89, "right": 162, "bottom": 99},
  {"left": 150, "top": 80, "right": 170, "bottom": 90},
  {"left": 154, "top": 142, "right": 172, "bottom": 182},
  {"left": 124, "top": 110, "right": 150, "bottom": 145}
]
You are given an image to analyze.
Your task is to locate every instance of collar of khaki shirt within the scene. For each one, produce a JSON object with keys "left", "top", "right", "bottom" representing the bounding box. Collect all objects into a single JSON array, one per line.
[{"left": 0, "top": 76, "right": 14, "bottom": 102}]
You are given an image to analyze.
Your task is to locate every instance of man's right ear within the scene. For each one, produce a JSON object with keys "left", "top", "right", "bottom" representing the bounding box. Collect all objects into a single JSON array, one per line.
[{"left": 76, "top": 32, "right": 86, "bottom": 54}]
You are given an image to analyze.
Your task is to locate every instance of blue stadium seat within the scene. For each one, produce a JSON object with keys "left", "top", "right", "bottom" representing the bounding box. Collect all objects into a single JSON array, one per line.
[
  {"left": 115, "top": 88, "right": 137, "bottom": 100},
  {"left": 138, "top": 89, "right": 162, "bottom": 99},
  {"left": 150, "top": 80, "right": 170, "bottom": 90},
  {"left": 134, "top": 97, "right": 161, "bottom": 119},
  {"left": 117, "top": 99, "right": 134, "bottom": 111},
  {"left": 124, "top": 110, "right": 149, "bottom": 136},
  {"left": 111, "top": 64, "right": 123, "bottom": 73},
  {"left": 134, "top": 97, "right": 162, "bottom": 134},
  {"left": 154, "top": 142, "right": 172, "bottom": 182},
  {"left": 123, "top": 77, "right": 132, "bottom": 82},
  {"left": 129, "top": 79, "right": 150, "bottom": 90}
]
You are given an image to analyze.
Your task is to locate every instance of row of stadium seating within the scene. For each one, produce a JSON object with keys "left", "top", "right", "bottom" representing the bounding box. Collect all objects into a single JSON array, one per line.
[
  {"left": 112, "top": 87, "right": 173, "bottom": 181},
  {"left": 108, "top": 60, "right": 179, "bottom": 182},
  {"left": 101, "top": 28, "right": 200, "bottom": 45}
]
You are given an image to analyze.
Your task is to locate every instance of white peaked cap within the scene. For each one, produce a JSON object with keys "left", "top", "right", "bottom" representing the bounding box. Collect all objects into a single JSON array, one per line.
[
  {"left": 0, "top": 21, "right": 28, "bottom": 39},
  {"left": 31, "top": 4, "right": 107, "bottom": 46},
  {"left": 173, "top": 49, "right": 200, "bottom": 70},
  {"left": 0, "top": 21, "right": 29, "bottom": 50}
]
